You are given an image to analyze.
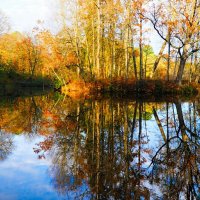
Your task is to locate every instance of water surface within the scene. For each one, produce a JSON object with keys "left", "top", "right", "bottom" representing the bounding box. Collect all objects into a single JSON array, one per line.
[{"left": 0, "top": 94, "right": 199, "bottom": 199}]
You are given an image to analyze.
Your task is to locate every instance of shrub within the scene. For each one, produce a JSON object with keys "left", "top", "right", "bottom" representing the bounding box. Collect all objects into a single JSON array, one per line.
[
  {"left": 154, "top": 80, "right": 163, "bottom": 94},
  {"left": 181, "top": 85, "right": 198, "bottom": 96},
  {"left": 54, "top": 78, "right": 63, "bottom": 89}
]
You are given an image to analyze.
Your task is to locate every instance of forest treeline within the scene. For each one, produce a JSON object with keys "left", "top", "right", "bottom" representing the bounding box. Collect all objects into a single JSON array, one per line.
[{"left": 0, "top": 0, "right": 200, "bottom": 89}]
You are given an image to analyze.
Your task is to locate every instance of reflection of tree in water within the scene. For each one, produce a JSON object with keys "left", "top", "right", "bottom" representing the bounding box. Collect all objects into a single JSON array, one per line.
[
  {"left": 46, "top": 100, "right": 200, "bottom": 199},
  {"left": 0, "top": 96, "right": 43, "bottom": 135},
  {"left": 149, "top": 102, "right": 200, "bottom": 199},
  {"left": 6, "top": 95, "right": 198, "bottom": 199},
  {"left": 35, "top": 100, "right": 152, "bottom": 199},
  {"left": 0, "top": 131, "right": 13, "bottom": 161}
]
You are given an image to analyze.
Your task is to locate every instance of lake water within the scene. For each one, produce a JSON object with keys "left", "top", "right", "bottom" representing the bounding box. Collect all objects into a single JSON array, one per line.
[{"left": 0, "top": 93, "right": 199, "bottom": 200}]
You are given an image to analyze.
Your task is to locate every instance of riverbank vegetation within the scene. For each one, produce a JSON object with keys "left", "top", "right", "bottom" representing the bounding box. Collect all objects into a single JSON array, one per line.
[{"left": 0, "top": 0, "right": 200, "bottom": 96}]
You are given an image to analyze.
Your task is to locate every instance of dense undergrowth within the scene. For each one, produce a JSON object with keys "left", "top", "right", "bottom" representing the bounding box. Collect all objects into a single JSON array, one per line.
[{"left": 60, "top": 78, "right": 199, "bottom": 100}]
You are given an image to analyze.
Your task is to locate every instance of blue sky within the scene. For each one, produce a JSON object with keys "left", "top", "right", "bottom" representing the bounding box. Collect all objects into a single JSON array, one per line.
[
  {"left": 0, "top": 0, "right": 58, "bottom": 32},
  {"left": 0, "top": 135, "right": 90, "bottom": 200}
]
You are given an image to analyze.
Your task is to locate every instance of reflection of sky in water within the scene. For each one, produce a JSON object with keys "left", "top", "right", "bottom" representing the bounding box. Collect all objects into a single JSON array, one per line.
[
  {"left": 133, "top": 102, "right": 200, "bottom": 199},
  {"left": 0, "top": 101, "right": 199, "bottom": 199},
  {"left": 0, "top": 135, "right": 89, "bottom": 200}
]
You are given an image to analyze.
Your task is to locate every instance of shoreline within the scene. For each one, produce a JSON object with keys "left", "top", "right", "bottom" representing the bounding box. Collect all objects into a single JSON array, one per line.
[{"left": 60, "top": 79, "right": 199, "bottom": 100}]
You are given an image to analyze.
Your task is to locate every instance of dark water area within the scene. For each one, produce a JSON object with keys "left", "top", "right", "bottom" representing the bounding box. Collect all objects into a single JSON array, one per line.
[{"left": 0, "top": 92, "right": 200, "bottom": 200}]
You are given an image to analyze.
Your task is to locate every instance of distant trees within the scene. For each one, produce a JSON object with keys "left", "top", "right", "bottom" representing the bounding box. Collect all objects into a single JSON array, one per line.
[
  {"left": 18, "top": 36, "right": 41, "bottom": 78},
  {"left": 0, "top": 32, "right": 42, "bottom": 77},
  {"left": 0, "top": 32, "right": 23, "bottom": 70}
]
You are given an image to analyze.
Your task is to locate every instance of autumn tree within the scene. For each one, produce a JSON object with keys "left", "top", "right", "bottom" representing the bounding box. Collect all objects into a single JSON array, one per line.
[
  {"left": 18, "top": 35, "right": 41, "bottom": 78},
  {"left": 0, "top": 32, "right": 23, "bottom": 71},
  {"left": 143, "top": 45, "right": 155, "bottom": 78},
  {"left": 2, "top": 0, "right": 200, "bottom": 86},
  {"left": 148, "top": 0, "right": 200, "bottom": 84}
]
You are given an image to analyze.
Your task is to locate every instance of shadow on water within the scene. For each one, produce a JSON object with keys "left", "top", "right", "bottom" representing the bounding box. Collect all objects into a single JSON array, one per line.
[
  {"left": 0, "top": 84, "right": 53, "bottom": 98},
  {"left": 0, "top": 92, "right": 200, "bottom": 199}
]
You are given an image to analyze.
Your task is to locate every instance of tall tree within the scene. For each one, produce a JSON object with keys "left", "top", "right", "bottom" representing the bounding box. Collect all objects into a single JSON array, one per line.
[{"left": 148, "top": 0, "right": 200, "bottom": 84}]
